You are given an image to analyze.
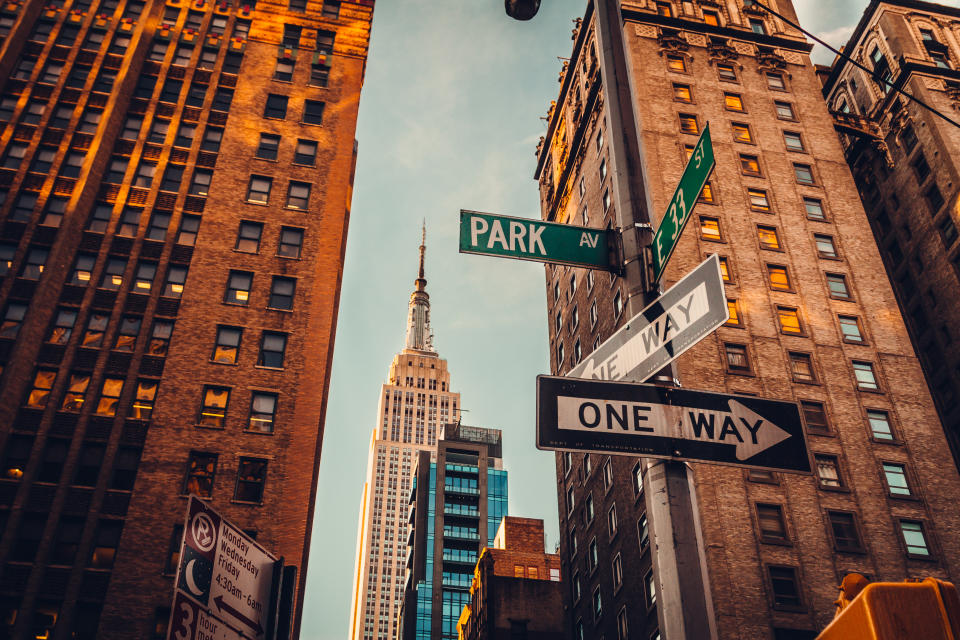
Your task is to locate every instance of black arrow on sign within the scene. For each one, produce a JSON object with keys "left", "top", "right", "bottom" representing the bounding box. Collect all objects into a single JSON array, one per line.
[{"left": 214, "top": 595, "right": 264, "bottom": 635}]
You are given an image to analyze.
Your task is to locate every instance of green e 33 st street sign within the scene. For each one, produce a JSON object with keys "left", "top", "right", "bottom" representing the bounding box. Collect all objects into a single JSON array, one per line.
[
  {"left": 459, "top": 209, "right": 612, "bottom": 270},
  {"left": 651, "top": 123, "right": 715, "bottom": 283}
]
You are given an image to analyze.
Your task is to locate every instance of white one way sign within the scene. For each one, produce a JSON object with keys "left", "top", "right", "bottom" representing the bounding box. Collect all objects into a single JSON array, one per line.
[{"left": 568, "top": 254, "right": 727, "bottom": 383}]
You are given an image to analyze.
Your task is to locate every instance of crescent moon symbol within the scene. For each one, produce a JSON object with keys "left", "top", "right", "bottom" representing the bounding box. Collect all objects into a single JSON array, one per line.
[{"left": 184, "top": 559, "right": 204, "bottom": 597}]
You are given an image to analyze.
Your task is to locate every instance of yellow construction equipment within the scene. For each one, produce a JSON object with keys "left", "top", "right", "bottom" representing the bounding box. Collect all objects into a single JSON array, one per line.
[{"left": 817, "top": 573, "right": 960, "bottom": 639}]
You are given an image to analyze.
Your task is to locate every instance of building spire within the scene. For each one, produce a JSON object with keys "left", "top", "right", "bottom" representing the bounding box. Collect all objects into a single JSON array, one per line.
[{"left": 405, "top": 222, "right": 434, "bottom": 352}]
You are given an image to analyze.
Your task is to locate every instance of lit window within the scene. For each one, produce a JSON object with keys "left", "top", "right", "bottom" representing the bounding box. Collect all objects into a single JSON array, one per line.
[
  {"left": 740, "top": 154, "right": 761, "bottom": 176},
  {"left": 700, "top": 216, "right": 721, "bottom": 241},
  {"left": 666, "top": 55, "right": 686, "bottom": 72},
  {"left": 718, "top": 257, "right": 731, "bottom": 282},
  {"left": 748, "top": 188, "right": 769, "bottom": 211},
  {"left": 726, "top": 299, "right": 741, "bottom": 326},
  {"left": 113, "top": 316, "right": 141, "bottom": 352},
  {"left": 732, "top": 123, "right": 753, "bottom": 143},
  {"left": 678, "top": 113, "right": 699, "bottom": 134},
  {"left": 81, "top": 313, "right": 109, "bottom": 347},
  {"left": 224, "top": 270, "right": 253, "bottom": 305},
  {"left": 249, "top": 392, "right": 278, "bottom": 433},
  {"left": 789, "top": 352, "right": 816, "bottom": 383},
  {"left": 131, "top": 379, "right": 158, "bottom": 420},
  {"left": 183, "top": 451, "right": 218, "bottom": 497},
  {"left": 189, "top": 169, "right": 213, "bottom": 196},
  {"left": 777, "top": 307, "right": 802, "bottom": 334},
  {"left": 757, "top": 225, "right": 781, "bottom": 250},
  {"left": 60, "top": 373, "right": 90, "bottom": 412},
  {"left": 47, "top": 308, "right": 77, "bottom": 345},
  {"left": 655, "top": 1, "right": 671, "bottom": 16},
  {"left": 768, "top": 265, "right": 790, "bottom": 290},
  {"left": 673, "top": 83, "right": 692, "bottom": 103},
  {"left": 0, "top": 302, "right": 26, "bottom": 338},
  {"left": 212, "top": 326, "right": 242, "bottom": 364},
  {"left": 89, "top": 520, "right": 122, "bottom": 569},
  {"left": 199, "top": 385, "right": 230, "bottom": 427},
  {"left": 94, "top": 377, "right": 124, "bottom": 416},
  {"left": 26, "top": 370, "right": 56, "bottom": 408},
  {"left": 703, "top": 10, "right": 719, "bottom": 25},
  {"left": 724, "top": 92, "right": 744, "bottom": 111},
  {"left": 163, "top": 264, "right": 187, "bottom": 298},
  {"left": 148, "top": 320, "right": 174, "bottom": 356}
]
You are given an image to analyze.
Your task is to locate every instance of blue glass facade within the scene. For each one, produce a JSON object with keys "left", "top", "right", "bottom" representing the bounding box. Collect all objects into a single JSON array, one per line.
[
  {"left": 414, "top": 463, "right": 437, "bottom": 640},
  {"left": 487, "top": 469, "right": 509, "bottom": 545}
]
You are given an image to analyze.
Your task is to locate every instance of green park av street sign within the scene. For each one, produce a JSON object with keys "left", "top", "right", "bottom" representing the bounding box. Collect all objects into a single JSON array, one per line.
[
  {"left": 651, "top": 123, "right": 716, "bottom": 283},
  {"left": 459, "top": 209, "right": 612, "bottom": 270}
]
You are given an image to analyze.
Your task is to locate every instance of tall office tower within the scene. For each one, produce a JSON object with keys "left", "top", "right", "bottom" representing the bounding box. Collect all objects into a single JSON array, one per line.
[
  {"left": 348, "top": 237, "right": 462, "bottom": 640},
  {"left": 0, "top": 0, "right": 372, "bottom": 637},
  {"left": 821, "top": 0, "right": 960, "bottom": 466},
  {"left": 536, "top": 1, "right": 960, "bottom": 638},
  {"left": 398, "top": 423, "right": 507, "bottom": 640}
]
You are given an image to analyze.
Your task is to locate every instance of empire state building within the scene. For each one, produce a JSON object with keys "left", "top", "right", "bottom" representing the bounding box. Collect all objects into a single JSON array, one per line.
[{"left": 348, "top": 230, "right": 459, "bottom": 640}]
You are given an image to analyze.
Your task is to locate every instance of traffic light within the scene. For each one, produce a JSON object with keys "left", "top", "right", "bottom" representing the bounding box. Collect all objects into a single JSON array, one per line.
[
  {"left": 817, "top": 575, "right": 960, "bottom": 639},
  {"left": 504, "top": 0, "right": 540, "bottom": 20}
]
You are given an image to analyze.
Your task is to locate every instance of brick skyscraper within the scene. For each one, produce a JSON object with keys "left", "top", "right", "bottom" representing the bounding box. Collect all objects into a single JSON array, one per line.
[
  {"left": 348, "top": 234, "right": 462, "bottom": 640},
  {"left": 0, "top": 0, "right": 372, "bottom": 637},
  {"left": 821, "top": 0, "right": 960, "bottom": 467},
  {"left": 537, "top": 1, "right": 960, "bottom": 638}
]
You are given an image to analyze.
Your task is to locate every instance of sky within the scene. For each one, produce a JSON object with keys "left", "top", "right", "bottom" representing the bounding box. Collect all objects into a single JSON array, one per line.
[{"left": 298, "top": 1, "right": 922, "bottom": 638}]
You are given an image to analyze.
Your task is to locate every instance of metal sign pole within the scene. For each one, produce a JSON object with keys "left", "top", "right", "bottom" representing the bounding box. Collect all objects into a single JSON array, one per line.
[{"left": 592, "top": 1, "right": 717, "bottom": 638}]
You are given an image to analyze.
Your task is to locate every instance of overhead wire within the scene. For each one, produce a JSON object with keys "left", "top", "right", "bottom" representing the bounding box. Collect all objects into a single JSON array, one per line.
[{"left": 750, "top": 0, "right": 960, "bottom": 130}]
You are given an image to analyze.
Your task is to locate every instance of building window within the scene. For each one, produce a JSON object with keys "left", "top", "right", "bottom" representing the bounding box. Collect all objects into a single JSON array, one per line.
[
  {"left": 286, "top": 181, "right": 311, "bottom": 210},
  {"left": 882, "top": 462, "right": 911, "bottom": 497},
  {"left": 757, "top": 504, "right": 788, "bottom": 542},
  {"left": 732, "top": 122, "right": 753, "bottom": 144},
  {"left": 725, "top": 343, "right": 750, "bottom": 372},
  {"left": 225, "top": 270, "right": 253, "bottom": 305},
  {"left": 212, "top": 326, "right": 242, "bottom": 364},
  {"left": 592, "top": 587, "right": 602, "bottom": 621},
  {"left": 678, "top": 113, "right": 699, "bottom": 134},
  {"left": 718, "top": 257, "right": 731, "bottom": 282},
  {"left": 757, "top": 225, "right": 781, "bottom": 250},
  {"left": 937, "top": 216, "right": 957, "bottom": 246},
  {"left": 268, "top": 276, "right": 296, "bottom": 310},
  {"left": 794, "top": 163, "right": 815, "bottom": 185},
  {"left": 258, "top": 332, "right": 288, "bottom": 368},
  {"left": 716, "top": 62, "right": 736, "bottom": 81},
  {"left": 183, "top": 451, "right": 217, "bottom": 497},
  {"left": 815, "top": 454, "right": 843, "bottom": 489},
  {"left": 116, "top": 207, "right": 142, "bottom": 237},
  {"left": 60, "top": 373, "right": 89, "bottom": 412},
  {"left": 303, "top": 99, "right": 325, "bottom": 125},
  {"left": 278, "top": 226, "right": 304, "bottom": 258},
  {"left": 673, "top": 83, "right": 692, "bottom": 103},
  {"left": 588, "top": 538, "right": 598, "bottom": 572},
  {"left": 725, "top": 299, "right": 741, "bottom": 326},
  {"left": 236, "top": 221, "right": 263, "bottom": 253},
  {"left": 556, "top": 342, "right": 564, "bottom": 367},
  {"left": 789, "top": 352, "right": 816, "bottom": 383},
  {"left": 837, "top": 315, "right": 863, "bottom": 343},
  {"left": 585, "top": 494, "right": 594, "bottom": 523},
  {"left": 110, "top": 446, "right": 141, "bottom": 491},
  {"left": 777, "top": 306, "right": 802, "bottom": 335},
  {"left": 666, "top": 55, "right": 686, "bottom": 72},
  {"left": 113, "top": 316, "right": 141, "bottom": 351},
  {"left": 235, "top": 458, "right": 268, "bottom": 503},
  {"left": 81, "top": 313, "right": 109, "bottom": 347},
  {"left": 19, "top": 246, "right": 48, "bottom": 280},
  {"left": 322, "top": 0, "right": 340, "bottom": 18},
  {"left": 783, "top": 131, "right": 804, "bottom": 152},
  {"left": 177, "top": 215, "right": 201, "bottom": 246},
  {"left": 589, "top": 300, "right": 598, "bottom": 328},
  {"left": 256, "top": 133, "right": 280, "bottom": 160},
  {"left": 274, "top": 58, "right": 294, "bottom": 82},
  {"left": 47, "top": 308, "right": 78, "bottom": 345},
  {"left": 131, "top": 379, "right": 158, "bottom": 421},
  {"left": 768, "top": 265, "right": 791, "bottom": 290},
  {"left": 572, "top": 572, "right": 581, "bottom": 602},
  {"left": 293, "top": 139, "right": 318, "bottom": 166},
  {"left": 603, "top": 458, "right": 613, "bottom": 489},
  {"left": 264, "top": 93, "right": 288, "bottom": 119},
  {"left": 853, "top": 361, "right": 879, "bottom": 391},
  {"left": 899, "top": 520, "right": 931, "bottom": 557},
  {"left": 766, "top": 72, "right": 786, "bottom": 91},
  {"left": 927, "top": 184, "right": 944, "bottom": 213},
  {"left": 189, "top": 169, "right": 213, "bottom": 196},
  {"left": 749, "top": 18, "right": 767, "bottom": 34},
  {"left": 249, "top": 392, "right": 278, "bottom": 433},
  {"left": 246, "top": 175, "right": 272, "bottom": 204},
  {"left": 769, "top": 567, "right": 802, "bottom": 609},
  {"left": 146, "top": 211, "right": 172, "bottom": 241},
  {"left": 148, "top": 320, "right": 174, "bottom": 356},
  {"left": 799, "top": 400, "right": 828, "bottom": 433},
  {"left": 0, "top": 302, "right": 27, "bottom": 338},
  {"left": 825, "top": 273, "right": 850, "bottom": 299},
  {"left": 613, "top": 290, "right": 623, "bottom": 317},
  {"left": 724, "top": 92, "right": 744, "bottom": 111},
  {"left": 867, "top": 410, "right": 894, "bottom": 441},
  {"left": 202, "top": 127, "right": 223, "bottom": 152},
  {"left": 814, "top": 234, "right": 838, "bottom": 258},
  {"left": 828, "top": 511, "right": 863, "bottom": 552},
  {"left": 700, "top": 216, "right": 722, "bottom": 241},
  {"left": 89, "top": 519, "right": 122, "bottom": 569},
  {"left": 212, "top": 87, "right": 236, "bottom": 112},
  {"left": 198, "top": 386, "right": 230, "bottom": 428},
  {"left": 163, "top": 265, "right": 187, "bottom": 298},
  {"left": 95, "top": 377, "right": 124, "bottom": 416},
  {"left": 645, "top": 570, "right": 656, "bottom": 608},
  {"left": 747, "top": 188, "right": 770, "bottom": 211},
  {"left": 775, "top": 101, "right": 796, "bottom": 120},
  {"left": 739, "top": 154, "right": 761, "bottom": 176}
]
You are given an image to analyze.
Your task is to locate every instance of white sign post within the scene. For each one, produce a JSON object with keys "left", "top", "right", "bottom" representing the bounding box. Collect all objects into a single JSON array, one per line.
[{"left": 169, "top": 496, "right": 280, "bottom": 640}]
